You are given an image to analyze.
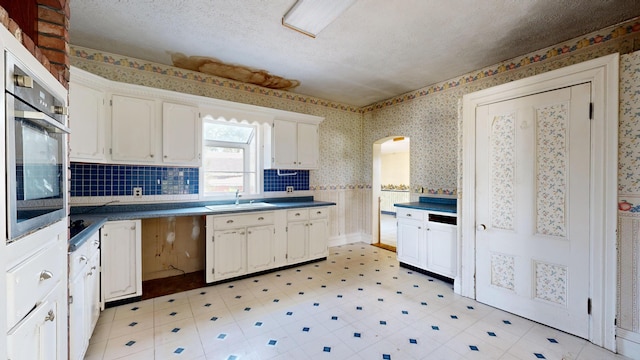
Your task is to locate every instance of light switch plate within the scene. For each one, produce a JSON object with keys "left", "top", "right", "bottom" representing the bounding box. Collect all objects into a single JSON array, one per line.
[
  {"left": 133, "top": 187, "right": 143, "bottom": 198},
  {"left": 286, "top": 186, "right": 294, "bottom": 193}
]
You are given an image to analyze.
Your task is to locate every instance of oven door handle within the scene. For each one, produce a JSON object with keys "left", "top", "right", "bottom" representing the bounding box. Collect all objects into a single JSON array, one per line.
[{"left": 15, "top": 110, "right": 70, "bottom": 134}]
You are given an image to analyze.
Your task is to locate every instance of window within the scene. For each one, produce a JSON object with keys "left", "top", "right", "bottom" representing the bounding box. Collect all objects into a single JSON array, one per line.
[{"left": 202, "top": 118, "right": 259, "bottom": 196}]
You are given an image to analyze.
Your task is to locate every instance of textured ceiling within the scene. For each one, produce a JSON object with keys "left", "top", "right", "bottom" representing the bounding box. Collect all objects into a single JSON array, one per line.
[{"left": 69, "top": 0, "right": 640, "bottom": 107}]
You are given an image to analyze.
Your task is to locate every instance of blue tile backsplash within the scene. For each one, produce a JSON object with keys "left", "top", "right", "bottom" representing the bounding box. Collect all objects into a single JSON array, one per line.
[
  {"left": 70, "top": 164, "right": 309, "bottom": 197},
  {"left": 70, "top": 163, "right": 199, "bottom": 197},
  {"left": 263, "top": 169, "right": 309, "bottom": 192}
]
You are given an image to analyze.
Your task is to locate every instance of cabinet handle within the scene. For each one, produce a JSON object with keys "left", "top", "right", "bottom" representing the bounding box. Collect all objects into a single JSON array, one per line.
[
  {"left": 164, "top": 155, "right": 168, "bottom": 158},
  {"left": 309, "top": 223, "right": 313, "bottom": 226},
  {"left": 295, "top": 213, "right": 301, "bottom": 216},
  {"left": 317, "top": 211, "right": 322, "bottom": 214},
  {"left": 91, "top": 266, "right": 97, "bottom": 270},
  {"left": 248, "top": 231, "right": 252, "bottom": 235},
  {"left": 477, "top": 224, "right": 487, "bottom": 231},
  {"left": 227, "top": 219, "right": 234, "bottom": 224},
  {"left": 39, "top": 270, "right": 53, "bottom": 281},
  {"left": 418, "top": 226, "right": 422, "bottom": 230},
  {"left": 258, "top": 217, "right": 264, "bottom": 221},
  {"left": 240, "top": 232, "right": 245, "bottom": 235},
  {"left": 79, "top": 255, "right": 88, "bottom": 263},
  {"left": 150, "top": 154, "right": 154, "bottom": 158},
  {"left": 87, "top": 271, "right": 93, "bottom": 276},
  {"left": 103, "top": 233, "right": 108, "bottom": 237},
  {"left": 93, "top": 240, "right": 100, "bottom": 246},
  {"left": 44, "top": 310, "right": 55, "bottom": 322}
]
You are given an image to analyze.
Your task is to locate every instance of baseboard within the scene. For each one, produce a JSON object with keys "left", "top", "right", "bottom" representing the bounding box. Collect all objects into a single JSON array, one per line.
[
  {"left": 329, "top": 233, "right": 368, "bottom": 247},
  {"left": 617, "top": 328, "right": 640, "bottom": 358}
]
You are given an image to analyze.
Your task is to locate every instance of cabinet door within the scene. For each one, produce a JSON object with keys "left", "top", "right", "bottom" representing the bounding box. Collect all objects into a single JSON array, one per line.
[
  {"left": 272, "top": 119, "right": 297, "bottom": 168},
  {"left": 162, "top": 102, "right": 201, "bottom": 165},
  {"left": 397, "top": 218, "right": 426, "bottom": 268},
  {"left": 7, "top": 295, "right": 61, "bottom": 360},
  {"left": 69, "top": 82, "right": 106, "bottom": 162},
  {"left": 68, "top": 272, "right": 86, "bottom": 360},
  {"left": 308, "top": 218, "right": 328, "bottom": 259},
  {"left": 297, "top": 122, "right": 319, "bottom": 169},
  {"left": 111, "top": 95, "right": 156, "bottom": 162},
  {"left": 287, "top": 221, "right": 307, "bottom": 263},
  {"left": 213, "top": 229, "right": 247, "bottom": 280},
  {"left": 85, "top": 251, "right": 101, "bottom": 338},
  {"left": 247, "top": 225, "right": 275, "bottom": 272},
  {"left": 101, "top": 220, "right": 142, "bottom": 303},
  {"left": 426, "top": 222, "right": 457, "bottom": 277}
]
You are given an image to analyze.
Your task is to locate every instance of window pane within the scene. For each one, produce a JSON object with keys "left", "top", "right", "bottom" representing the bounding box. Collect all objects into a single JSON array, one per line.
[
  {"left": 204, "top": 172, "right": 244, "bottom": 193},
  {"left": 203, "top": 146, "right": 244, "bottom": 193},
  {"left": 204, "top": 121, "right": 254, "bottom": 143}
]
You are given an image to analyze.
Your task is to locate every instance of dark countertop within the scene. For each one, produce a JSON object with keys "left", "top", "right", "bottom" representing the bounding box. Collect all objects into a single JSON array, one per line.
[
  {"left": 394, "top": 196, "right": 457, "bottom": 214},
  {"left": 68, "top": 196, "right": 335, "bottom": 252}
]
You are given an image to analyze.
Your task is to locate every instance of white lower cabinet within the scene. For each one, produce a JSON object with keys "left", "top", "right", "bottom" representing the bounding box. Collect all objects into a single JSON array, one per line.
[
  {"left": 206, "top": 207, "right": 330, "bottom": 283},
  {"left": 206, "top": 212, "right": 275, "bottom": 282},
  {"left": 101, "top": 220, "right": 142, "bottom": 304},
  {"left": 6, "top": 222, "right": 68, "bottom": 360},
  {"left": 397, "top": 215, "right": 426, "bottom": 269},
  {"left": 7, "top": 289, "right": 63, "bottom": 360},
  {"left": 396, "top": 207, "right": 457, "bottom": 278},
  {"left": 286, "top": 220, "right": 308, "bottom": 263},
  {"left": 426, "top": 221, "right": 457, "bottom": 278},
  {"left": 247, "top": 225, "right": 275, "bottom": 272},
  {"left": 286, "top": 207, "right": 329, "bottom": 263},
  {"left": 212, "top": 228, "right": 247, "bottom": 280},
  {"left": 68, "top": 231, "right": 101, "bottom": 360}
]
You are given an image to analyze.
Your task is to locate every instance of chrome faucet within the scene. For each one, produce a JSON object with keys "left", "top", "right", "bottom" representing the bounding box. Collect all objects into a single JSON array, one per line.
[{"left": 235, "top": 189, "right": 240, "bottom": 205}]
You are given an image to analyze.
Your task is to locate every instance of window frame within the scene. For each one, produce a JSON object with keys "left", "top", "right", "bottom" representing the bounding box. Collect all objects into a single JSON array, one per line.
[{"left": 200, "top": 118, "right": 262, "bottom": 199}]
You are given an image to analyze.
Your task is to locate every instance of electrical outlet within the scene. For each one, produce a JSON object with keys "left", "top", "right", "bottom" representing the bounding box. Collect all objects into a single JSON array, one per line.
[
  {"left": 133, "top": 187, "right": 143, "bottom": 198},
  {"left": 286, "top": 186, "right": 294, "bottom": 193}
]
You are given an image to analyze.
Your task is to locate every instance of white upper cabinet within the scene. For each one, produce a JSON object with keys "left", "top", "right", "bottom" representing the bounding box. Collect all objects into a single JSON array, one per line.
[
  {"left": 111, "top": 95, "right": 157, "bottom": 163},
  {"left": 69, "top": 67, "right": 323, "bottom": 167},
  {"left": 272, "top": 119, "right": 298, "bottom": 168},
  {"left": 269, "top": 118, "right": 320, "bottom": 169},
  {"left": 69, "top": 81, "right": 106, "bottom": 162},
  {"left": 162, "top": 102, "right": 201, "bottom": 165}
]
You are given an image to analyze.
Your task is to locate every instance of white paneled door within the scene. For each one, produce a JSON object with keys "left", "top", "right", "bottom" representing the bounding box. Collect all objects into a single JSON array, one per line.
[{"left": 475, "top": 83, "right": 591, "bottom": 338}]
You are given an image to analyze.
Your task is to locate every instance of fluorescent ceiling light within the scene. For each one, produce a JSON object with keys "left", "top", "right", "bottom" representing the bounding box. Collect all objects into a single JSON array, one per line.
[{"left": 282, "top": 0, "right": 357, "bottom": 38}]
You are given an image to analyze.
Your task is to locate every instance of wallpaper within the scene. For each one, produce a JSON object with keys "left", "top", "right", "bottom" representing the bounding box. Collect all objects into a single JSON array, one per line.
[
  {"left": 71, "top": 50, "right": 366, "bottom": 190},
  {"left": 70, "top": 17, "right": 640, "bottom": 342},
  {"left": 617, "top": 50, "right": 640, "bottom": 334},
  {"left": 71, "top": 17, "right": 640, "bottom": 196}
]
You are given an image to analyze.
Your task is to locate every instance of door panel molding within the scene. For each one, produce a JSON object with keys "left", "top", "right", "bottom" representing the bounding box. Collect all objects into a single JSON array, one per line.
[{"left": 461, "top": 53, "right": 619, "bottom": 350}]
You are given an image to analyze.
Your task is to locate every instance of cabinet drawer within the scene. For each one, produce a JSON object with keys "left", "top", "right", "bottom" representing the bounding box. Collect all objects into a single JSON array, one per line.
[
  {"left": 213, "top": 212, "right": 275, "bottom": 229},
  {"left": 7, "top": 238, "right": 65, "bottom": 329},
  {"left": 287, "top": 209, "right": 309, "bottom": 221},
  {"left": 69, "top": 232, "right": 100, "bottom": 278},
  {"left": 309, "top": 207, "right": 328, "bottom": 219},
  {"left": 395, "top": 208, "right": 425, "bottom": 221}
]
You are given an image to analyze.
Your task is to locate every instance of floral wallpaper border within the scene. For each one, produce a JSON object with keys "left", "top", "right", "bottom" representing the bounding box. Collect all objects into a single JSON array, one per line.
[
  {"left": 363, "top": 19, "right": 640, "bottom": 112},
  {"left": 70, "top": 46, "right": 362, "bottom": 114},
  {"left": 71, "top": 17, "right": 640, "bottom": 115}
]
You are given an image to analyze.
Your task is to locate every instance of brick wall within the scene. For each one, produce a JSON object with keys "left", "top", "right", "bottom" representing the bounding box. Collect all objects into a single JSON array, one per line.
[{"left": 0, "top": 0, "right": 70, "bottom": 88}]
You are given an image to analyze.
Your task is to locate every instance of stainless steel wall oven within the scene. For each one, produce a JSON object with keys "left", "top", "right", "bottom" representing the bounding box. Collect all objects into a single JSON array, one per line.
[{"left": 5, "top": 50, "right": 69, "bottom": 242}]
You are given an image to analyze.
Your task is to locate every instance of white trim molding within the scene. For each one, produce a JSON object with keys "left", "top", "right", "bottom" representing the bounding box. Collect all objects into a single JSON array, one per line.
[{"left": 461, "top": 54, "right": 619, "bottom": 351}]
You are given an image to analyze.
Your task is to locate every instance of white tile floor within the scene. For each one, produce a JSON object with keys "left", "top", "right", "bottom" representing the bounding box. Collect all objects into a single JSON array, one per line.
[{"left": 85, "top": 243, "right": 630, "bottom": 360}]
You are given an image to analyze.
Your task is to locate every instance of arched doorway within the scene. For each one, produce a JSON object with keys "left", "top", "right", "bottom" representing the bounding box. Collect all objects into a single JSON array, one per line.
[{"left": 372, "top": 136, "right": 410, "bottom": 251}]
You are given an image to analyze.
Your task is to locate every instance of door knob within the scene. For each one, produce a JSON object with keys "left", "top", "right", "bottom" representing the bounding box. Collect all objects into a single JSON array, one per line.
[{"left": 477, "top": 224, "right": 487, "bottom": 231}]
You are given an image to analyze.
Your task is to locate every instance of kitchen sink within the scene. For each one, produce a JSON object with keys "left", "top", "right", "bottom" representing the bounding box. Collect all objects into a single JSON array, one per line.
[{"left": 205, "top": 202, "right": 277, "bottom": 212}]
